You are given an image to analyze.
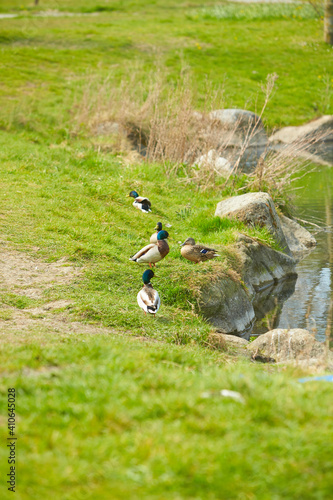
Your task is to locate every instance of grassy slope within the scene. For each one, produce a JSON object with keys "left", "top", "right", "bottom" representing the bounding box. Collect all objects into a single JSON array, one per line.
[
  {"left": 0, "top": 130, "right": 279, "bottom": 343},
  {"left": 1, "top": 330, "right": 333, "bottom": 500},
  {"left": 0, "top": 0, "right": 332, "bottom": 129},
  {"left": 0, "top": 2, "right": 333, "bottom": 498}
]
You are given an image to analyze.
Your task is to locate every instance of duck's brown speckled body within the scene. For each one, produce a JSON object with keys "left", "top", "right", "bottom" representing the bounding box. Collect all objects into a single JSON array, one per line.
[{"left": 180, "top": 237, "right": 219, "bottom": 263}]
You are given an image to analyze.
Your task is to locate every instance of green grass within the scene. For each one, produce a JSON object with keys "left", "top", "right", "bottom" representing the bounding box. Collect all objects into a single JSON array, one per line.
[
  {"left": 0, "top": 293, "right": 38, "bottom": 310},
  {"left": 0, "top": 129, "right": 280, "bottom": 344},
  {"left": 0, "top": 2, "right": 332, "bottom": 498},
  {"left": 1, "top": 330, "right": 333, "bottom": 500},
  {"left": 0, "top": 0, "right": 332, "bottom": 131},
  {"left": 196, "top": 4, "right": 323, "bottom": 21}
]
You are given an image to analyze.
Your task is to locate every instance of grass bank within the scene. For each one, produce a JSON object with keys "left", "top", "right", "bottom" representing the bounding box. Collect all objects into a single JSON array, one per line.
[{"left": 0, "top": 129, "right": 280, "bottom": 344}]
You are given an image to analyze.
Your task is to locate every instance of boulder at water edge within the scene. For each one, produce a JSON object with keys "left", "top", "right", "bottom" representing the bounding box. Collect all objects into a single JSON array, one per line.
[
  {"left": 215, "top": 191, "right": 291, "bottom": 255},
  {"left": 279, "top": 214, "right": 316, "bottom": 260},
  {"left": 248, "top": 328, "right": 333, "bottom": 370},
  {"left": 199, "top": 234, "right": 297, "bottom": 336}
]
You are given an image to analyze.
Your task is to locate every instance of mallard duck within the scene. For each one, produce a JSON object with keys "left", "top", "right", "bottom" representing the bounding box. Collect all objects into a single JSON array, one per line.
[
  {"left": 180, "top": 237, "right": 219, "bottom": 263},
  {"left": 137, "top": 269, "right": 160, "bottom": 316},
  {"left": 128, "top": 190, "right": 151, "bottom": 213},
  {"left": 130, "top": 230, "right": 169, "bottom": 267},
  {"left": 150, "top": 222, "right": 163, "bottom": 243}
]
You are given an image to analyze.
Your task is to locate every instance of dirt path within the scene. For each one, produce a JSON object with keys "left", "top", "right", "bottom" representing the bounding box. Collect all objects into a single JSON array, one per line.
[{"left": 0, "top": 242, "right": 117, "bottom": 339}]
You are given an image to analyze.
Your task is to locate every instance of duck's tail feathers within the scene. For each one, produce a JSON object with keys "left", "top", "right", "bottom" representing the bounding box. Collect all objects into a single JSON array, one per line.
[
  {"left": 147, "top": 305, "right": 158, "bottom": 313},
  {"left": 141, "top": 206, "right": 152, "bottom": 213}
]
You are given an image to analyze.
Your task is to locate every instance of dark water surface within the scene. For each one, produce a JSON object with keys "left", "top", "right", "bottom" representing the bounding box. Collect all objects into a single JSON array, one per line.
[
  {"left": 278, "top": 167, "right": 333, "bottom": 341},
  {"left": 213, "top": 164, "right": 333, "bottom": 341},
  {"left": 264, "top": 166, "right": 333, "bottom": 342}
]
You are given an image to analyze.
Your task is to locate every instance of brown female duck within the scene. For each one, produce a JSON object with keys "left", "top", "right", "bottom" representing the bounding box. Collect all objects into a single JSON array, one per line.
[{"left": 180, "top": 237, "right": 219, "bottom": 263}]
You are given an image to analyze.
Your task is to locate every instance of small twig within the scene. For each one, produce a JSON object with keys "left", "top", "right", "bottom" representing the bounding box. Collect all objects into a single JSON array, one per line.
[{"left": 294, "top": 217, "right": 325, "bottom": 231}]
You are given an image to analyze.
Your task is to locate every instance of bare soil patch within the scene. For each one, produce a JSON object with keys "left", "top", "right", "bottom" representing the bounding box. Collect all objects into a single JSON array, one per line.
[
  {"left": 0, "top": 245, "right": 80, "bottom": 299},
  {"left": 0, "top": 242, "right": 117, "bottom": 338}
]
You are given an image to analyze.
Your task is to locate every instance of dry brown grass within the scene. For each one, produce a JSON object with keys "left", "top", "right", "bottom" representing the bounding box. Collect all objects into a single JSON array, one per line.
[
  {"left": 239, "top": 127, "right": 331, "bottom": 215},
  {"left": 205, "top": 332, "right": 227, "bottom": 351},
  {"left": 245, "top": 133, "right": 326, "bottom": 191},
  {"left": 73, "top": 69, "right": 228, "bottom": 174},
  {"left": 73, "top": 69, "right": 329, "bottom": 205}
]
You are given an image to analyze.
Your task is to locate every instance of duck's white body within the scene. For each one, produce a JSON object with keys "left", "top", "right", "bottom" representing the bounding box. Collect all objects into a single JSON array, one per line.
[
  {"left": 133, "top": 197, "right": 151, "bottom": 213},
  {"left": 130, "top": 243, "right": 162, "bottom": 264},
  {"left": 130, "top": 240, "right": 169, "bottom": 265},
  {"left": 150, "top": 231, "right": 158, "bottom": 244},
  {"left": 137, "top": 284, "right": 160, "bottom": 315}
]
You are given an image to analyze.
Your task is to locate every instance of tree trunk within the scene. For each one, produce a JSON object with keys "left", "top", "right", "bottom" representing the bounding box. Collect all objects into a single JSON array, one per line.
[
  {"left": 34, "top": 0, "right": 39, "bottom": 5},
  {"left": 324, "top": 0, "right": 333, "bottom": 45}
]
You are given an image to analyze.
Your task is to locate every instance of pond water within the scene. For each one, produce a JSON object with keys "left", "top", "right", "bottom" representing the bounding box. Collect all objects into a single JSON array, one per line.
[{"left": 251, "top": 165, "right": 333, "bottom": 342}]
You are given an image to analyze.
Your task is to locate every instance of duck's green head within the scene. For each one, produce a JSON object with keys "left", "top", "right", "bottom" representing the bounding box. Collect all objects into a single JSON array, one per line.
[
  {"left": 155, "top": 222, "right": 162, "bottom": 231},
  {"left": 129, "top": 190, "right": 139, "bottom": 199},
  {"left": 157, "top": 230, "right": 169, "bottom": 241},
  {"left": 142, "top": 269, "right": 154, "bottom": 284}
]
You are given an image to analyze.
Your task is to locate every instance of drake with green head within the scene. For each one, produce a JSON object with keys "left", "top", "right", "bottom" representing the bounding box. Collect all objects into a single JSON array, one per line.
[
  {"left": 128, "top": 190, "right": 151, "bottom": 213},
  {"left": 137, "top": 270, "right": 160, "bottom": 316},
  {"left": 130, "top": 230, "right": 170, "bottom": 268},
  {"left": 180, "top": 237, "right": 219, "bottom": 263},
  {"left": 150, "top": 222, "right": 163, "bottom": 243}
]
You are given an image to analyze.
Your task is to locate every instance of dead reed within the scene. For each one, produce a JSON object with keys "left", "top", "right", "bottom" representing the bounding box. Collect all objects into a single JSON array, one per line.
[{"left": 73, "top": 69, "right": 329, "bottom": 206}]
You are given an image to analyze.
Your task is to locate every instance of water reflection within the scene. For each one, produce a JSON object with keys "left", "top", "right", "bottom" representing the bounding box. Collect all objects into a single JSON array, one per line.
[
  {"left": 246, "top": 276, "right": 297, "bottom": 340},
  {"left": 277, "top": 259, "right": 331, "bottom": 341},
  {"left": 259, "top": 167, "right": 333, "bottom": 342}
]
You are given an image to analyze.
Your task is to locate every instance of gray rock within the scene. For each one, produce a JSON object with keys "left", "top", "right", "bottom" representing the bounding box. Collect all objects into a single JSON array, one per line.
[
  {"left": 199, "top": 235, "right": 297, "bottom": 336},
  {"left": 207, "top": 109, "right": 268, "bottom": 173},
  {"left": 199, "top": 276, "right": 255, "bottom": 334},
  {"left": 269, "top": 115, "right": 333, "bottom": 165},
  {"left": 219, "top": 334, "right": 249, "bottom": 347},
  {"left": 195, "top": 150, "right": 233, "bottom": 177},
  {"left": 234, "top": 234, "right": 296, "bottom": 293},
  {"left": 215, "top": 192, "right": 291, "bottom": 255},
  {"left": 207, "top": 332, "right": 249, "bottom": 352},
  {"left": 248, "top": 328, "right": 333, "bottom": 369},
  {"left": 209, "top": 109, "right": 267, "bottom": 146},
  {"left": 279, "top": 214, "right": 316, "bottom": 260}
]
